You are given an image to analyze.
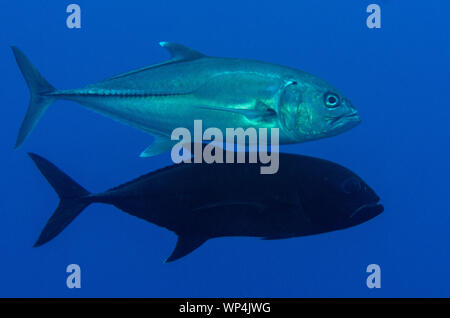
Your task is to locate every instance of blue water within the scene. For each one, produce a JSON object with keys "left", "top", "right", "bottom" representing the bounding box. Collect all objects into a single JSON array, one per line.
[{"left": 0, "top": 1, "right": 449, "bottom": 297}]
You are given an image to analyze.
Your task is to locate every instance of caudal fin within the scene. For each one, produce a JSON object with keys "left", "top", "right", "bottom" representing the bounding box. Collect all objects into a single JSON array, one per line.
[
  {"left": 28, "top": 153, "right": 92, "bottom": 247},
  {"left": 12, "top": 47, "right": 57, "bottom": 148}
]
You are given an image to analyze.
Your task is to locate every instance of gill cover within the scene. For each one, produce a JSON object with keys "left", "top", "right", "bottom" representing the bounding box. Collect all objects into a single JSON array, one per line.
[{"left": 278, "top": 81, "right": 302, "bottom": 138}]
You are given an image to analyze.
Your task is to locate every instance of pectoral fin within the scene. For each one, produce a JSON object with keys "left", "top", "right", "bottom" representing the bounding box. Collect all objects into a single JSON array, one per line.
[
  {"left": 140, "top": 135, "right": 175, "bottom": 157},
  {"left": 192, "top": 201, "right": 265, "bottom": 213},
  {"left": 165, "top": 235, "right": 207, "bottom": 263},
  {"left": 197, "top": 102, "right": 277, "bottom": 122}
]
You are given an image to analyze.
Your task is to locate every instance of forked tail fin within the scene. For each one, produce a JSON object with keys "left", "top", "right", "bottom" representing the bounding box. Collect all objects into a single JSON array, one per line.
[
  {"left": 11, "top": 47, "right": 57, "bottom": 148},
  {"left": 28, "top": 153, "right": 92, "bottom": 247}
]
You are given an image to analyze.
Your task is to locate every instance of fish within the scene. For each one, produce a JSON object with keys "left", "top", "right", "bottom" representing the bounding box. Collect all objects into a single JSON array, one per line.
[
  {"left": 12, "top": 42, "right": 361, "bottom": 156},
  {"left": 28, "top": 152, "right": 383, "bottom": 262}
]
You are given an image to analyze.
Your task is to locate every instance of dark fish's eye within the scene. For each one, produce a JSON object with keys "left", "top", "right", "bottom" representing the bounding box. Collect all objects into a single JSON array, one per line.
[
  {"left": 324, "top": 93, "right": 340, "bottom": 108},
  {"left": 341, "top": 177, "right": 361, "bottom": 194}
]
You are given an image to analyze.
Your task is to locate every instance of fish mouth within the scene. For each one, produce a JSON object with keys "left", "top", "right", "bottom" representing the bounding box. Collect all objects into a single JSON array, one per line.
[
  {"left": 346, "top": 200, "right": 384, "bottom": 227},
  {"left": 327, "top": 112, "right": 361, "bottom": 130},
  {"left": 350, "top": 200, "right": 383, "bottom": 218}
]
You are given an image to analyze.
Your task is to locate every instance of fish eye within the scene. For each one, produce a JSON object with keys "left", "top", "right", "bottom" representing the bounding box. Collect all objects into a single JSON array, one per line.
[
  {"left": 324, "top": 93, "right": 340, "bottom": 108},
  {"left": 341, "top": 177, "right": 361, "bottom": 194}
]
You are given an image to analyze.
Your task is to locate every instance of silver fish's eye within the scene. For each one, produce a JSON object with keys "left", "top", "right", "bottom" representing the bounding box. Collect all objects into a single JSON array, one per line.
[{"left": 324, "top": 93, "right": 340, "bottom": 108}]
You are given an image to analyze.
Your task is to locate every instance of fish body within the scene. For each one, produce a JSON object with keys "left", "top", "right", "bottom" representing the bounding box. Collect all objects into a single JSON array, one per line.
[
  {"left": 29, "top": 152, "right": 383, "bottom": 262},
  {"left": 12, "top": 43, "right": 361, "bottom": 155}
]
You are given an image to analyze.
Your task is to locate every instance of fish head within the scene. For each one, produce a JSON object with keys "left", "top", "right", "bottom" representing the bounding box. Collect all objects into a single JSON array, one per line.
[
  {"left": 297, "top": 159, "right": 383, "bottom": 233},
  {"left": 278, "top": 77, "right": 361, "bottom": 142},
  {"left": 332, "top": 172, "right": 384, "bottom": 230}
]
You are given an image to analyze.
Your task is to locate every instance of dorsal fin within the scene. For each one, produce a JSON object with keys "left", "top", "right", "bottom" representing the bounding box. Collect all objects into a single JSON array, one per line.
[
  {"left": 159, "top": 42, "right": 206, "bottom": 61},
  {"left": 107, "top": 42, "right": 206, "bottom": 80},
  {"left": 106, "top": 163, "right": 183, "bottom": 193}
]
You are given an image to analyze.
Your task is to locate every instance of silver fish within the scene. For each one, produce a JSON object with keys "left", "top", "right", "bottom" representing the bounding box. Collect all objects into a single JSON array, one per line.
[{"left": 12, "top": 42, "right": 361, "bottom": 155}]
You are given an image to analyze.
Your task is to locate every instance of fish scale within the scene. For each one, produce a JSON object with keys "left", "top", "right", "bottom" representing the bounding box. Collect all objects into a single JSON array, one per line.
[{"left": 52, "top": 89, "right": 188, "bottom": 97}]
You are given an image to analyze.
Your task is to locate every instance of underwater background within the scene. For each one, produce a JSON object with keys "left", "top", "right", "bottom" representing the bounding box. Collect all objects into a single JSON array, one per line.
[{"left": 0, "top": 0, "right": 449, "bottom": 297}]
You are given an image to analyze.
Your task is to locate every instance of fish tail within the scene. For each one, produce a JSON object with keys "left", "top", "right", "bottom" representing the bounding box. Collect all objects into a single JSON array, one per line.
[
  {"left": 28, "top": 153, "right": 93, "bottom": 247},
  {"left": 11, "top": 46, "right": 57, "bottom": 148}
]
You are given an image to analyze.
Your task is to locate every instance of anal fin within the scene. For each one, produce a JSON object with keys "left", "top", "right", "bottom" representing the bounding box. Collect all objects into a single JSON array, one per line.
[
  {"left": 140, "top": 135, "right": 175, "bottom": 157},
  {"left": 165, "top": 235, "right": 207, "bottom": 263}
]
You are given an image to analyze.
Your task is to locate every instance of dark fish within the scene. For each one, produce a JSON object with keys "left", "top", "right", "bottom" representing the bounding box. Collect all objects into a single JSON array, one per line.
[{"left": 28, "top": 153, "right": 383, "bottom": 262}]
